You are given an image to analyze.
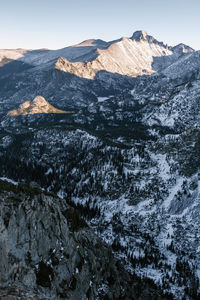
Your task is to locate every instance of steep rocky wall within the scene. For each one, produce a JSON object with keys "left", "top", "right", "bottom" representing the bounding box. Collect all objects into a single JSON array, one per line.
[{"left": 0, "top": 180, "right": 168, "bottom": 300}]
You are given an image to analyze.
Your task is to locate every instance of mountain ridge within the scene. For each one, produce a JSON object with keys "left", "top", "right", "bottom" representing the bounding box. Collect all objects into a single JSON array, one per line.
[{"left": 0, "top": 30, "right": 195, "bottom": 78}]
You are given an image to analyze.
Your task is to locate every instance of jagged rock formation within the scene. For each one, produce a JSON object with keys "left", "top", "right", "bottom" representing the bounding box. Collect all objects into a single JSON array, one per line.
[{"left": 8, "top": 96, "right": 71, "bottom": 116}]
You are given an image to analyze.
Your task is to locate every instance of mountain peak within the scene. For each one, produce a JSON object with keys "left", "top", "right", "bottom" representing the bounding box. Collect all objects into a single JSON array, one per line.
[
  {"left": 172, "top": 43, "right": 194, "bottom": 54},
  {"left": 131, "top": 30, "right": 148, "bottom": 41},
  {"left": 7, "top": 96, "right": 71, "bottom": 116},
  {"left": 32, "top": 96, "right": 48, "bottom": 106},
  {"left": 131, "top": 30, "right": 170, "bottom": 51},
  {"left": 73, "top": 39, "right": 108, "bottom": 49}
]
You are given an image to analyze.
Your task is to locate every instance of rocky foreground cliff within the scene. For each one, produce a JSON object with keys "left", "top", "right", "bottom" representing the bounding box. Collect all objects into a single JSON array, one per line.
[{"left": 0, "top": 179, "right": 170, "bottom": 300}]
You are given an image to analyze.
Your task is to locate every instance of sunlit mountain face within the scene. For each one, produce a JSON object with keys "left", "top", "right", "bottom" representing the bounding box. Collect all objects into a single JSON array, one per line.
[
  {"left": 0, "top": 30, "right": 194, "bottom": 79},
  {"left": 7, "top": 96, "right": 73, "bottom": 115},
  {"left": 0, "top": 31, "right": 200, "bottom": 300}
]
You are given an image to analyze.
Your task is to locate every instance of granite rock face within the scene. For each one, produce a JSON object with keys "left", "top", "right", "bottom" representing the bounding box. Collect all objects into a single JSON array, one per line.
[{"left": 0, "top": 180, "right": 167, "bottom": 300}]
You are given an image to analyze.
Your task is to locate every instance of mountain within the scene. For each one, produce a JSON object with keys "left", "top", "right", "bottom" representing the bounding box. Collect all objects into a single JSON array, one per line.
[
  {"left": 7, "top": 96, "right": 71, "bottom": 116},
  {"left": 0, "top": 39, "right": 109, "bottom": 72},
  {"left": 0, "top": 30, "right": 194, "bottom": 79},
  {"left": 172, "top": 43, "right": 194, "bottom": 55},
  {"left": 0, "top": 30, "right": 196, "bottom": 117},
  {"left": 0, "top": 30, "right": 200, "bottom": 299},
  {"left": 163, "top": 50, "right": 200, "bottom": 79},
  {"left": 54, "top": 30, "right": 194, "bottom": 79}
]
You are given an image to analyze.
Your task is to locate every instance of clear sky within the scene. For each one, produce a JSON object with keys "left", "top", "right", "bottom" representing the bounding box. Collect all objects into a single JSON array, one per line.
[{"left": 0, "top": 0, "right": 199, "bottom": 50}]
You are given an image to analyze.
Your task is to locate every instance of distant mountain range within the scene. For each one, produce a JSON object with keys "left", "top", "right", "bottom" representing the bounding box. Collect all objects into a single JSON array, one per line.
[{"left": 0, "top": 30, "right": 195, "bottom": 79}]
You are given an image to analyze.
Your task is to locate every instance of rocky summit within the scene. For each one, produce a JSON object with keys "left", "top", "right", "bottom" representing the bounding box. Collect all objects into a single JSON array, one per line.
[
  {"left": 0, "top": 30, "right": 200, "bottom": 299},
  {"left": 7, "top": 96, "right": 71, "bottom": 116}
]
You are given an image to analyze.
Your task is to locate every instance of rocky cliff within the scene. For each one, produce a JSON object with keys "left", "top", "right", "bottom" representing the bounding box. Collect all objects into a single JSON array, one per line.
[{"left": 0, "top": 179, "right": 169, "bottom": 300}]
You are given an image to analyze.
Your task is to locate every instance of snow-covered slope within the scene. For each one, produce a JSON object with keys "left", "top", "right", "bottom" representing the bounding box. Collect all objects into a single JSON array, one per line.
[
  {"left": 0, "top": 126, "right": 199, "bottom": 299},
  {"left": 163, "top": 50, "right": 200, "bottom": 79},
  {"left": 142, "top": 79, "right": 200, "bottom": 129}
]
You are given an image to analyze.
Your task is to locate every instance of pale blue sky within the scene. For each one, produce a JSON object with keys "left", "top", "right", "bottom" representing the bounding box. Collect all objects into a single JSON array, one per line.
[{"left": 0, "top": 0, "right": 199, "bottom": 50}]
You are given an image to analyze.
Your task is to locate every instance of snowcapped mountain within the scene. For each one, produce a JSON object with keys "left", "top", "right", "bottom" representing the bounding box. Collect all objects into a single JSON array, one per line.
[
  {"left": 54, "top": 31, "right": 173, "bottom": 78},
  {"left": 52, "top": 30, "right": 195, "bottom": 79},
  {"left": 0, "top": 30, "right": 200, "bottom": 299},
  {"left": 0, "top": 30, "right": 195, "bottom": 79}
]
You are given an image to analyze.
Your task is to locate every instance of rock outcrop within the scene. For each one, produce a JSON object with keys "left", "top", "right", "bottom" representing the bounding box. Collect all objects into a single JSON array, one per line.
[
  {"left": 0, "top": 179, "right": 167, "bottom": 300},
  {"left": 7, "top": 96, "right": 71, "bottom": 116}
]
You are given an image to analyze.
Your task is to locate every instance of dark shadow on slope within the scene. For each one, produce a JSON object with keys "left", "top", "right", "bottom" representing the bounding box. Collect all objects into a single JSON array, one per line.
[
  {"left": 0, "top": 60, "right": 34, "bottom": 77},
  {"left": 0, "top": 65, "right": 137, "bottom": 110},
  {"left": 151, "top": 51, "right": 193, "bottom": 73},
  {"left": 0, "top": 66, "right": 178, "bottom": 142},
  {"left": 0, "top": 57, "right": 13, "bottom": 67},
  {"left": 0, "top": 55, "right": 181, "bottom": 141},
  {"left": 0, "top": 49, "right": 53, "bottom": 77}
]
